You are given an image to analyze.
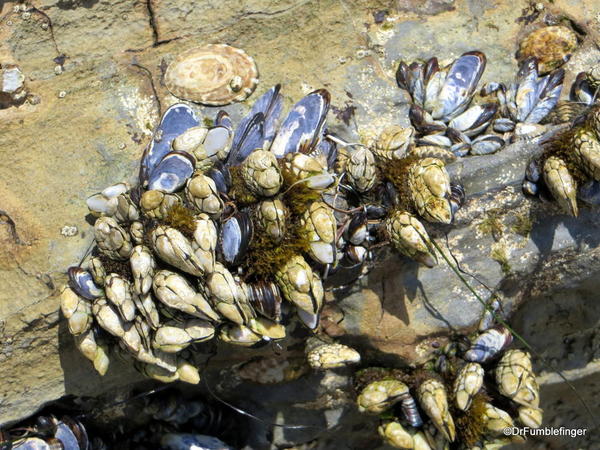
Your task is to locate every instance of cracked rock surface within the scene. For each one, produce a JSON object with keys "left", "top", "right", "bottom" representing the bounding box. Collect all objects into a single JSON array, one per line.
[{"left": 1, "top": 0, "right": 600, "bottom": 448}]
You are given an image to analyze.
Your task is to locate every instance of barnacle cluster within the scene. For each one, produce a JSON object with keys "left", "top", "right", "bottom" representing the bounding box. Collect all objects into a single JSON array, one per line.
[
  {"left": 60, "top": 73, "right": 465, "bottom": 385},
  {"left": 354, "top": 324, "right": 542, "bottom": 449},
  {"left": 57, "top": 39, "right": 596, "bottom": 423},
  {"left": 60, "top": 45, "right": 598, "bottom": 386},
  {"left": 332, "top": 131, "right": 463, "bottom": 268}
]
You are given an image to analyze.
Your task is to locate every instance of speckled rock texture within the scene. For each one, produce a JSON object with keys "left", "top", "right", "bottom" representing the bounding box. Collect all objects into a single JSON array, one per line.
[{"left": 1, "top": 0, "right": 600, "bottom": 448}]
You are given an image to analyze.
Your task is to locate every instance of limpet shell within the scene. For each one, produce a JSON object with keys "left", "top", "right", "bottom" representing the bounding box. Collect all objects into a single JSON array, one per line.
[
  {"left": 164, "top": 44, "right": 259, "bottom": 106},
  {"left": 517, "top": 26, "right": 577, "bottom": 75}
]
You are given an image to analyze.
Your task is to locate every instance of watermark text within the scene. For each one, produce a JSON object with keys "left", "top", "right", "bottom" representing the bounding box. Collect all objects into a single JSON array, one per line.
[{"left": 503, "top": 426, "right": 587, "bottom": 438}]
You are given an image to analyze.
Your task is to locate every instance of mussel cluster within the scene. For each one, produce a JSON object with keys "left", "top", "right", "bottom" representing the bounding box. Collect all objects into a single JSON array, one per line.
[
  {"left": 0, "top": 415, "right": 89, "bottom": 450},
  {"left": 398, "top": 49, "right": 600, "bottom": 217},
  {"left": 60, "top": 80, "right": 463, "bottom": 384},
  {"left": 1, "top": 390, "right": 240, "bottom": 449},
  {"left": 354, "top": 324, "right": 541, "bottom": 449},
  {"left": 398, "top": 51, "right": 566, "bottom": 158}
]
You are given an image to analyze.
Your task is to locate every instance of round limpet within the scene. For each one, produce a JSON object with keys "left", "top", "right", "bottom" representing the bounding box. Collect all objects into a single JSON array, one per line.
[
  {"left": 517, "top": 25, "right": 578, "bottom": 75},
  {"left": 164, "top": 44, "right": 259, "bottom": 106}
]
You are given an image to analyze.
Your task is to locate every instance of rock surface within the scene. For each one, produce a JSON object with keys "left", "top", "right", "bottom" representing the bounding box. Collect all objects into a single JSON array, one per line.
[{"left": 1, "top": 0, "right": 600, "bottom": 448}]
